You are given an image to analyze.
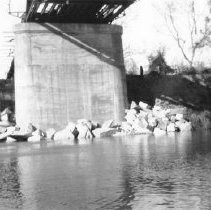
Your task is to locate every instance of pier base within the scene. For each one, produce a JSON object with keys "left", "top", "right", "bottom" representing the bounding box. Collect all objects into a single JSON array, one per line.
[{"left": 14, "top": 23, "right": 127, "bottom": 130}]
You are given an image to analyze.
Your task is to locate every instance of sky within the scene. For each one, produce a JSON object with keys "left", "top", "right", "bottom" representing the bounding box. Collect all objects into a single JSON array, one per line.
[
  {"left": 0, "top": 0, "right": 210, "bottom": 78},
  {"left": 0, "top": 0, "right": 25, "bottom": 79}
]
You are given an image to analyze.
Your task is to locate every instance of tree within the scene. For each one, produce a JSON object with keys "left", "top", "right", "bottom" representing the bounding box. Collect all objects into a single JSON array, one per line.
[{"left": 163, "top": 0, "right": 211, "bottom": 69}]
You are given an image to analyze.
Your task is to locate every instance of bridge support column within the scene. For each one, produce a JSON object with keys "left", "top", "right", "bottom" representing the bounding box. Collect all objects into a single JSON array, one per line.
[{"left": 14, "top": 23, "right": 127, "bottom": 130}]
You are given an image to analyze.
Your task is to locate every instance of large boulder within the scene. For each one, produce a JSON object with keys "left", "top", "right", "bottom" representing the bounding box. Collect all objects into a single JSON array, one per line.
[
  {"left": 157, "top": 117, "right": 169, "bottom": 131},
  {"left": 0, "top": 108, "right": 12, "bottom": 122},
  {"left": 77, "top": 119, "right": 92, "bottom": 130},
  {"left": 54, "top": 128, "right": 75, "bottom": 140},
  {"left": 130, "top": 101, "right": 140, "bottom": 110},
  {"left": 46, "top": 128, "right": 56, "bottom": 140},
  {"left": 153, "top": 127, "right": 166, "bottom": 136},
  {"left": 170, "top": 115, "right": 176, "bottom": 123},
  {"left": 152, "top": 109, "right": 166, "bottom": 119},
  {"left": 125, "top": 110, "right": 137, "bottom": 124},
  {"left": 133, "top": 127, "right": 151, "bottom": 135},
  {"left": 167, "top": 123, "right": 176, "bottom": 132},
  {"left": 0, "top": 121, "right": 11, "bottom": 127},
  {"left": 176, "top": 121, "right": 192, "bottom": 131},
  {"left": 76, "top": 124, "right": 94, "bottom": 139},
  {"left": 139, "top": 101, "right": 149, "bottom": 110},
  {"left": 0, "top": 126, "right": 7, "bottom": 134},
  {"left": 175, "top": 114, "right": 184, "bottom": 121},
  {"left": 102, "top": 120, "right": 119, "bottom": 129},
  {"left": 121, "top": 121, "right": 133, "bottom": 133},
  {"left": 147, "top": 116, "right": 157, "bottom": 128},
  {"left": 6, "top": 126, "right": 20, "bottom": 133},
  {"left": 0, "top": 132, "right": 10, "bottom": 142},
  {"left": 9, "top": 123, "right": 35, "bottom": 141},
  {"left": 28, "top": 135, "right": 43, "bottom": 142},
  {"left": 137, "top": 110, "right": 148, "bottom": 119},
  {"left": 32, "top": 129, "right": 46, "bottom": 138},
  {"left": 65, "top": 122, "right": 79, "bottom": 138},
  {"left": 132, "top": 118, "right": 148, "bottom": 129},
  {"left": 92, "top": 128, "right": 117, "bottom": 138}
]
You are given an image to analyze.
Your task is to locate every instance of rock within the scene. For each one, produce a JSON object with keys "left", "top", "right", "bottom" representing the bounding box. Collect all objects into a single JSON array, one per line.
[
  {"left": 6, "top": 126, "right": 20, "bottom": 133},
  {"left": 132, "top": 118, "right": 148, "bottom": 129},
  {"left": 76, "top": 124, "right": 94, "bottom": 139},
  {"left": 91, "top": 121, "right": 100, "bottom": 130},
  {"left": 0, "top": 132, "right": 10, "bottom": 142},
  {"left": 32, "top": 129, "right": 46, "bottom": 138},
  {"left": 127, "top": 109, "right": 138, "bottom": 115},
  {"left": 28, "top": 135, "right": 42, "bottom": 142},
  {"left": 0, "top": 126, "right": 7, "bottom": 134},
  {"left": 66, "top": 122, "right": 76, "bottom": 132},
  {"left": 54, "top": 128, "right": 75, "bottom": 140},
  {"left": 1, "top": 108, "right": 12, "bottom": 122},
  {"left": 6, "top": 137, "right": 17, "bottom": 143},
  {"left": 9, "top": 124, "right": 34, "bottom": 141},
  {"left": 130, "top": 101, "right": 139, "bottom": 110},
  {"left": 0, "top": 121, "right": 11, "bottom": 127},
  {"left": 46, "top": 128, "right": 56, "bottom": 139},
  {"left": 175, "top": 114, "right": 184, "bottom": 121},
  {"left": 92, "top": 128, "right": 117, "bottom": 138},
  {"left": 65, "top": 122, "right": 79, "bottom": 138},
  {"left": 125, "top": 111, "right": 137, "bottom": 124},
  {"left": 121, "top": 121, "right": 133, "bottom": 133},
  {"left": 170, "top": 115, "right": 176, "bottom": 123},
  {"left": 137, "top": 110, "right": 148, "bottom": 119},
  {"left": 20, "top": 123, "right": 36, "bottom": 134},
  {"left": 9, "top": 131, "right": 31, "bottom": 141},
  {"left": 153, "top": 105, "right": 162, "bottom": 111},
  {"left": 153, "top": 109, "right": 166, "bottom": 118},
  {"left": 153, "top": 127, "right": 166, "bottom": 135},
  {"left": 139, "top": 101, "right": 149, "bottom": 110},
  {"left": 133, "top": 127, "right": 151, "bottom": 135},
  {"left": 77, "top": 119, "right": 92, "bottom": 130},
  {"left": 177, "top": 122, "right": 192, "bottom": 131},
  {"left": 168, "top": 108, "right": 185, "bottom": 116},
  {"left": 157, "top": 117, "right": 169, "bottom": 131},
  {"left": 147, "top": 116, "right": 157, "bottom": 127},
  {"left": 102, "top": 119, "right": 118, "bottom": 129},
  {"left": 167, "top": 123, "right": 176, "bottom": 132}
]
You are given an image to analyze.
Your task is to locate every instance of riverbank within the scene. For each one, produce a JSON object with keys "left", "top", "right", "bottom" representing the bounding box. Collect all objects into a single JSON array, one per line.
[
  {"left": 0, "top": 99, "right": 195, "bottom": 143},
  {"left": 0, "top": 72, "right": 210, "bottom": 143},
  {"left": 127, "top": 72, "right": 211, "bottom": 130}
]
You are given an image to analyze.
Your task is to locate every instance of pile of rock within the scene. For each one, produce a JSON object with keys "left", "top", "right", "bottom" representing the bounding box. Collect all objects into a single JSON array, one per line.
[
  {"left": 0, "top": 101, "right": 192, "bottom": 143},
  {"left": 121, "top": 101, "right": 192, "bottom": 136}
]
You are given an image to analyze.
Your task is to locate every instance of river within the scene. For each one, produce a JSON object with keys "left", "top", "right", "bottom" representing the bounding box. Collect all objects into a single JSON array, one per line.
[{"left": 0, "top": 131, "right": 211, "bottom": 209}]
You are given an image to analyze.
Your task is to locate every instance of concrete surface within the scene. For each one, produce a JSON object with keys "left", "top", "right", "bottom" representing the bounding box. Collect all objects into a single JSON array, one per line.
[{"left": 14, "top": 23, "right": 127, "bottom": 130}]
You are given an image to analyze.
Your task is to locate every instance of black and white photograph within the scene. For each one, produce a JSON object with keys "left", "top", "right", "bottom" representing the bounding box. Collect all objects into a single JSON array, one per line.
[{"left": 0, "top": 0, "right": 211, "bottom": 209}]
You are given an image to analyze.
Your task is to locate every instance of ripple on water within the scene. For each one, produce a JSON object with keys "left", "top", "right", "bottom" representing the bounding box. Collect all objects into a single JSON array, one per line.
[{"left": 0, "top": 131, "right": 210, "bottom": 209}]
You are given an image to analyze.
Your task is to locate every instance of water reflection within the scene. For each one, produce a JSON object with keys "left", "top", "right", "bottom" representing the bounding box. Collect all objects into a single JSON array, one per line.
[
  {"left": 0, "top": 157, "right": 23, "bottom": 209},
  {"left": 0, "top": 131, "right": 210, "bottom": 209}
]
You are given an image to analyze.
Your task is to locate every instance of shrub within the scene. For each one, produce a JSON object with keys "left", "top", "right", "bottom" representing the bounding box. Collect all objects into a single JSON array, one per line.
[
  {"left": 185, "top": 109, "right": 211, "bottom": 130},
  {"left": 148, "top": 49, "right": 174, "bottom": 75}
]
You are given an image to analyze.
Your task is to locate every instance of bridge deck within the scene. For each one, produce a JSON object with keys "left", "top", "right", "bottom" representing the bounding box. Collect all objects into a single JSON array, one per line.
[{"left": 24, "top": 0, "right": 135, "bottom": 23}]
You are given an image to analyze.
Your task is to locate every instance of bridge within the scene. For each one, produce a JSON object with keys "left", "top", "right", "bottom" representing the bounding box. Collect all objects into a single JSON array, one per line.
[
  {"left": 24, "top": 0, "right": 134, "bottom": 23},
  {"left": 14, "top": 0, "right": 135, "bottom": 130}
]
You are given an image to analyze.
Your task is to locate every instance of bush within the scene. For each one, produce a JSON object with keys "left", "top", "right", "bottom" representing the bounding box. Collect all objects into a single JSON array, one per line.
[
  {"left": 185, "top": 109, "right": 211, "bottom": 130},
  {"left": 148, "top": 49, "right": 174, "bottom": 75}
]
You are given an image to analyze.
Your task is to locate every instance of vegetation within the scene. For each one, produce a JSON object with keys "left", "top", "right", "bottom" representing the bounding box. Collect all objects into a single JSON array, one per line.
[
  {"left": 162, "top": 0, "right": 211, "bottom": 69},
  {"left": 148, "top": 49, "right": 174, "bottom": 75}
]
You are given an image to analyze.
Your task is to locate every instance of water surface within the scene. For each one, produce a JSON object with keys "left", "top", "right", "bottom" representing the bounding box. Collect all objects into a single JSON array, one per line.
[{"left": 0, "top": 131, "right": 211, "bottom": 209}]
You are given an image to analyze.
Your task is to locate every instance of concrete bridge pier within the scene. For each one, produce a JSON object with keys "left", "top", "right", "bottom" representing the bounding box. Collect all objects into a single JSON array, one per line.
[{"left": 14, "top": 23, "right": 127, "bottom": 130}]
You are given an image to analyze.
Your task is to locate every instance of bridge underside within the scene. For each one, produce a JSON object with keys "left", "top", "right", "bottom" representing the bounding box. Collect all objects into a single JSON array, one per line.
[{"left": 24, "top": 0, "right": 135, "bottom": 23}]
